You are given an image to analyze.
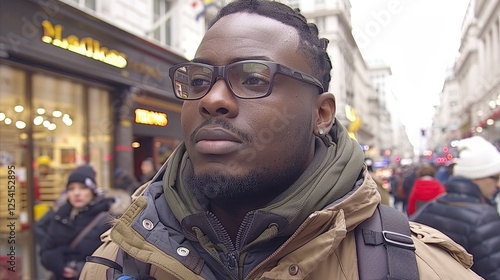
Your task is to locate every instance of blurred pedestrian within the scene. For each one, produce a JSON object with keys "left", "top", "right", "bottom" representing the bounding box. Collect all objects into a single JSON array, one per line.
[
  {"left": 401, "top": 164, "right": 418, "bottom": 214},
  {"left": 365, "top": 158, "right": 391, "bottom": 205},
  {"left": 391, "top": 166, "right": 407, "bottom": 212},
  {"left": 39, "top": 165, "right": 114, "bottom": 280},
  {"left": 139, "top": 157, "right": 157, "bottom": 184},
  {"left": 411, "top": 136, "right": 500, "bottom": 279},
  {"left": 407, "top": 163, "right": 445, "bottom": 216},
  {"left": 113, "top": 167, "right": 140, "bottom": 195}
]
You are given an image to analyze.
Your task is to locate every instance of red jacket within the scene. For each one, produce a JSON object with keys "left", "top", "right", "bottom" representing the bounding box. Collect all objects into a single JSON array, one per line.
[{"left": 408, "top": 177, "right": 445, "bottom": 216}]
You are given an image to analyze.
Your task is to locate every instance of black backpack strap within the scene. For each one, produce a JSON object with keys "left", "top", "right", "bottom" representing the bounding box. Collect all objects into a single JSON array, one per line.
[
  {"left": 121, "top": 252, "right": 154, "bottom": 280},
  {"left": 355, "top": 205, "right": 419, "bottom": 280},
  {"left": 85, "top": 248, "right": 155, "bottom": 280}
]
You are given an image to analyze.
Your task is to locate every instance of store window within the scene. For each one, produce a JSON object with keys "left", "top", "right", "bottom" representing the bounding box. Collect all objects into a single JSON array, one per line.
[
  {"left": 32, "top": 73, "right": 113, "bottom": 206},
  {"left": 0, "top": 64, "right": 114, "bottom": 278},
  {"left": 0, "top": 64, "right": 113, "bottom": 212},
  {"left": 0, "top": 64, "right": 29, "bottom": 225},
  {"left": 88, "top": 86, "right": 113, "bottom": 188},
  {"left": 153, "top": 0, "right": 172, "bottom": 46},
  {"left": 32, "top": 73, "right": 87, "bottom": 206},
  {"left": 68, "top": 0, "right": 96, "bottom": 10}
]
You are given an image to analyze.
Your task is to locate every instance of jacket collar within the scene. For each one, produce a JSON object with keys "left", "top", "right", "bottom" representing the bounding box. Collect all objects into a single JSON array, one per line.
[
  {"left": 109, "top": 168, "right": 380, "bottom": 279},
  {"left": 444, "top": 176, "right": 490, "bottom": 203}
]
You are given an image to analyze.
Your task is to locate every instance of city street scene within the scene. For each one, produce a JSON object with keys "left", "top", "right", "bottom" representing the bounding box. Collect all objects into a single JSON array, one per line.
[{"left": 0, "top": 0, "right": 499, "bottom": 279}]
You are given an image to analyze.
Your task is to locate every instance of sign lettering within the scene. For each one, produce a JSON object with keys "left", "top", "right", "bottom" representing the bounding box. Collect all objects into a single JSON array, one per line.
[
  {"left": 41, "top": 20, "right": 127, "bottom": 68},
  {"left": 135, "top": 109, "right": 168, "bottom": 127}
]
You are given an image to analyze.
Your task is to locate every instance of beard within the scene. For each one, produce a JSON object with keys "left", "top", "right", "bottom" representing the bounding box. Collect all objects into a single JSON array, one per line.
[
  {"left": 184, "top": 159, "right": 305, "bottom": 204},
  {"left": 183, "top": 106, "right": 315, "bottom": 205}
]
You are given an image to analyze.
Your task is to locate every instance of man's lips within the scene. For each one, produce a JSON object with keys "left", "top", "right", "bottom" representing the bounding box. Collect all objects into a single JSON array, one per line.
[
  {"left": 194, "top": 128, "right": 242, "bottom": 154},
  {"left": 194, "top": 128, "right": 242, "bottom": 142}
]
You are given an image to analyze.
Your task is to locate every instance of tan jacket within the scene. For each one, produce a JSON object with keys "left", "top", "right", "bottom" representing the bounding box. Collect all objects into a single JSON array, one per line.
[{"left": 80, "top": 172, "right": 481, "bottom": 280}]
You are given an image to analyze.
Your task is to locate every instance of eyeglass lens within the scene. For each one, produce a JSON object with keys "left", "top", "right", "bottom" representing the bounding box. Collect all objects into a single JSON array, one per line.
[{"left": 172, "top": 62, "right": 273, "bottom": 100}]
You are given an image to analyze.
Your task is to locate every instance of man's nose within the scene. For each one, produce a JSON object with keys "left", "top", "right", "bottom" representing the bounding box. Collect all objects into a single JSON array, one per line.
[{"left": 198, "top": 78, "right": 238, "bottom": 117}]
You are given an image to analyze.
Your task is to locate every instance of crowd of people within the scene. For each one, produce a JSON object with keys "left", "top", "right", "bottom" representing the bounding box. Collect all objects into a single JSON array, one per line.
[
  {"left": 374, "top": 136, "right": 500, "bottom": 279},
  {"left": 32, "top": 1, "right": 499, "bottom": 279}
]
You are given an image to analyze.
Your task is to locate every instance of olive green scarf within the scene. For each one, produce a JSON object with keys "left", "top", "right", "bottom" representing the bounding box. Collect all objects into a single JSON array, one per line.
[{"left": 163, "top": 120, "right": 364, "bottom": 236}]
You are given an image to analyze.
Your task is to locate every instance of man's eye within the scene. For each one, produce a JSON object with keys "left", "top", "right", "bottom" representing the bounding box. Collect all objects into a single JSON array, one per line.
[
  {"left": 242, "top": 74, "right": 269, "bottom": 85},
  {"left": 191, "top": 78, "right": 210, "bottom": 87}
]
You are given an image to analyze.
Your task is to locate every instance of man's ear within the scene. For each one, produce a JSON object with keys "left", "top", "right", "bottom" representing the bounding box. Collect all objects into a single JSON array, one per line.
[{"left": 314, "top": 92, "right": 336, "bottom": 135}]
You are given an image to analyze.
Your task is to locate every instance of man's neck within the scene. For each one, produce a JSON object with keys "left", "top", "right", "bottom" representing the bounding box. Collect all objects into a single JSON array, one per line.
[{"left": 209, "top": 195, "right": 275, "bottom": 243}]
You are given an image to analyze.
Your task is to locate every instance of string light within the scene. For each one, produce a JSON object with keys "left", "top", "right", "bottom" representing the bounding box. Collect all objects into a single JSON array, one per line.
[
  {"left": 14, "top": 105, "right": 24, "bottom": 113},
  {"left": 15, "top": 121, "right": 26, "bottom": 129}
]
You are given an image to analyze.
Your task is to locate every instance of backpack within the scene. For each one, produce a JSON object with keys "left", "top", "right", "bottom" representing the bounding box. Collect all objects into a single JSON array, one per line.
[
  {"left": 87, "top": 204, "right": 419, "bottom": 280},
  {"left": 355, "top": 204, "right": 419, "bottom": 280}
]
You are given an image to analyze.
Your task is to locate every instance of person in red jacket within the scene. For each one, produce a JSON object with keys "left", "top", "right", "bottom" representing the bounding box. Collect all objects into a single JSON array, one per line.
[{"left": 408, "top": 163, "right": 445, "bottom": 216}]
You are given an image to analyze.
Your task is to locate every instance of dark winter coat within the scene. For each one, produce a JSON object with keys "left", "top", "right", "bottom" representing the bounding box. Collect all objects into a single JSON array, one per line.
[
  {"left": 40, "top": 197, "right": 113, "bottom": 280},
  {"left": 411, "top": 176, "right": 500, "bottom": 280}
]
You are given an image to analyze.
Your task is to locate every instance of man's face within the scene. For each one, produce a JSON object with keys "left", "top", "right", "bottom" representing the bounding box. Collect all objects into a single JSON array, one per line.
[
  {"left": 181, "top": 13, "right": 321, "bottom": 200},
  {"left": 478, "top": 174, "right": 500, "bottom": 199}
]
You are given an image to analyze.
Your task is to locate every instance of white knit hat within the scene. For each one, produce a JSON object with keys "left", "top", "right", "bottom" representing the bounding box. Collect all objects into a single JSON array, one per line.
[{"left": 453, "top": 136, "right": 500, "bottom": 179}]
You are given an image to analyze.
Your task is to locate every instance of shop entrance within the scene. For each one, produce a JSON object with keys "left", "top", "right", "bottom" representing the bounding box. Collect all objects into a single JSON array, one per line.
[
  {"left": 133, "top": 136, "right": 154, "bottom": 182},
  {"left": 132, "top": 136, "right": 181, "bottom": 183}
]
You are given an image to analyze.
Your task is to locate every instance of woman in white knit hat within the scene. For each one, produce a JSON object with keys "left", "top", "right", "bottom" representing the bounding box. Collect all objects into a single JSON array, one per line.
[{"left": 411, "top": 136, "right": 500, "bottom": 280}]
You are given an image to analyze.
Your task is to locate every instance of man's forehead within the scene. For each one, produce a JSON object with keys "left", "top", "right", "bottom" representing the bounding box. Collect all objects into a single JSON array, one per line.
[{"left": 195, "top": 13, "right": 303, "bottom": 66}]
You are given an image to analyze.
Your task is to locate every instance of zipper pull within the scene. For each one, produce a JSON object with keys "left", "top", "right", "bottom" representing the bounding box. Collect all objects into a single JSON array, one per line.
[{"left": 227, "top": 252, "right": 238, "bottom": 270}]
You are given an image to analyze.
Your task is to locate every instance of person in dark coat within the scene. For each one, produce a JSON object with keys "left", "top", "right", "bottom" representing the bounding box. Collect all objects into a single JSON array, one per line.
[
  {"left": 139, "top": 157, "right": 157, "bottom": 184},
  {"left": 401, "top": 165, "right": 418, "bottom": 214},
  {"left": 113, "top": 167, "right": 140, "bottom": 195},
  {"left": 39, "top": 165, "right": 113, "bottom": 280},
  {"left": 411, "top": 136, "right": 500, "bottom": 280}
]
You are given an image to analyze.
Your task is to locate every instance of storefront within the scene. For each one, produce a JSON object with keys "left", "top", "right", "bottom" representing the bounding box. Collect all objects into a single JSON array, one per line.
[
  {"left": 131, "top": 96, "right": 182, "bottom": 182},
  {"left": 473, "top": 109, "right": 500, "bottom": 142},
  {"left": 0, "top": 1, "right": 185, "bottom": 278}
]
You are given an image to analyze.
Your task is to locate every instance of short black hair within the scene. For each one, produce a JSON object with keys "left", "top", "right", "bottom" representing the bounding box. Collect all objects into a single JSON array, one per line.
[{"left": 209, "top": 0, "right": 332, "bottom": 91}]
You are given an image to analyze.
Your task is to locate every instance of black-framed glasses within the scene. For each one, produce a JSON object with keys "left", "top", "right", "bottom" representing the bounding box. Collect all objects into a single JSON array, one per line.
[{"left": 168, "top": 60, "right": 324, "bottom": 100}]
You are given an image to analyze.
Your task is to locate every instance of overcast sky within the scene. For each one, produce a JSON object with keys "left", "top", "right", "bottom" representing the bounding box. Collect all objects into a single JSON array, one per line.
[{"left": 350, "top": 0, "right": 470, "bottom": 150}]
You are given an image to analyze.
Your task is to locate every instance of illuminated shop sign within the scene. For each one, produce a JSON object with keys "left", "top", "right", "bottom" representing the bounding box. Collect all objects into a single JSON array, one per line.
[
  {"left": 135, "top": 108, "right": 168, "bottom": 127},
  {"left": 41, "top": 20, "right": 127, "bottom": 68}
]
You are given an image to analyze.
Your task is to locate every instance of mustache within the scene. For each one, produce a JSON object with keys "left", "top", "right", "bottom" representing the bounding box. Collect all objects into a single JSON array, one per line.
[{"left": 190, "top": 119, "right": 253, "bottom": 143}]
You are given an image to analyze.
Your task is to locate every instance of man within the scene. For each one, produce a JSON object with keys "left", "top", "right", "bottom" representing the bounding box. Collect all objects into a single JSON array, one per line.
[
  {"left": 411, "top": 136, "right": 500, "bottom": 279},
  {"left": 81, "top": 1, "right": 480, "bottom": 279}
]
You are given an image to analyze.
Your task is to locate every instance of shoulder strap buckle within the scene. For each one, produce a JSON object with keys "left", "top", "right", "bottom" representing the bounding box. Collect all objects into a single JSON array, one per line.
[{"left": 382, "top": 230, "right": 415, "bottom": 250}]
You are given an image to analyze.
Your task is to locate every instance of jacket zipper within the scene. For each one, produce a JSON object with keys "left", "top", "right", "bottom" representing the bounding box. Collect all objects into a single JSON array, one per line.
[
  {"left": 205, "top": 211, "right": 240, "bottom": 280},
  {"left": 245, "top": 212, "right": 320, "bottom": 279}
]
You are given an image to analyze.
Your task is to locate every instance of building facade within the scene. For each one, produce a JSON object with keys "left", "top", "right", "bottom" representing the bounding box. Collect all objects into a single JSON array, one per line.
[
  {"left": 432, "top": 0, "right": 500, "bottom": 153},
  {"left": 295, "top": 0, "right": 413, "bottom": 165},
  {"left": 0, "top": 1, "right": 187, "bottom": 278}
]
